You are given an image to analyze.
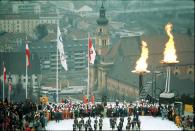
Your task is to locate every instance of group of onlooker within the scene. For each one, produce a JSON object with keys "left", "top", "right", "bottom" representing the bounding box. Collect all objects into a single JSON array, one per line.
[
  {"left": 0, "top": 98, "right": 194, "bottom": 131},
  {"left": 0, "top": 98, "right": 46, "bottom": 131}
]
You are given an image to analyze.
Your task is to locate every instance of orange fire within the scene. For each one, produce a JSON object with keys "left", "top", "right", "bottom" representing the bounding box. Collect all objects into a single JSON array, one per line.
[
  {"left": 132, "top": 41, "right": 150, "bottom": 73},
  {"left": 161, "top": 23, "right": 179, "bottom": 64}
]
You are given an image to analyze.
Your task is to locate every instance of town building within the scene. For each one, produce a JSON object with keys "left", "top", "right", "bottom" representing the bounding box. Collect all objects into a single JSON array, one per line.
[
  {"left": 89, "top": 2, "right": 194, "bottom": 101},
  {"left": 0, "top": 52, "right": 41, "bottom": 99},
  {"left": 0, "top": 14, "right": 59, "bottom": 36}
]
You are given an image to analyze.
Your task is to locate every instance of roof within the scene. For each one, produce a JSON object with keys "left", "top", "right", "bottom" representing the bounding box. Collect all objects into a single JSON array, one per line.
[
  {"left": 96, "top": 2, "right": 108, "bottom": 26},
  {"left": 27, "top": 35, "right": 93, "bottom": 55},
  {"left": 106, "top": 36, "right": 141, "bottom": 87},
  {"left": 100, "top": 32, "right": 194, "bottom": 91},
  {"left": 77, "top": 5, "right": 93, "bottom": 12},
  {"left": 0, "top": 32, "right": 27, "bottom": 44},
  {"left": 0, "top": 14, "right": 39, "bottom": 19},
  {"left": 0, "top": 52, "right": 41, "bottom": 75},
  {"left": 0, "top": 14, "right": 58, "bottom": 20}
]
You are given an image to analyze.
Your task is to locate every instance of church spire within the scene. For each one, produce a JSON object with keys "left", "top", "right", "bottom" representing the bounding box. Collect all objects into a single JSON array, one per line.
[{"left": 96, "top": 1, "right": 108, "bottom": 26}]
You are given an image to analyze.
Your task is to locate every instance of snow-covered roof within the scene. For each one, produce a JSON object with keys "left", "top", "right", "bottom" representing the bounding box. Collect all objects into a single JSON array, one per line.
[{"left": 77, "top": 5, "right": 93, "bottom": 12}]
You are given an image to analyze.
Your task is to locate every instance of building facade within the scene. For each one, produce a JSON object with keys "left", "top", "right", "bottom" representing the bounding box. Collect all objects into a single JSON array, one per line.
[
  {"left": 90, "top": 3, "right": 140, "bottom": 101},
  {"left": 0, "top": 52, "right": 41, "bottom": 98},
  {"left": 12, "top": 2, "right": 41, "bottom": 14},
  {"left": 0, "top": 14, "right": 59, "bottom": 36}
]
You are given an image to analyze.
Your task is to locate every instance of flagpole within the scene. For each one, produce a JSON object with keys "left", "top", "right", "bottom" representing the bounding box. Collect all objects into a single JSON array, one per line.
[
  {"left": 26, "top": 53, "right": 28, "bottom": 99},
  {"left": 8, "top": 84, "right": 10, "bottom": 102},
  {"left": 56, "top": 43, "right": 59, "bottom": 103},
  {"left": 87, "top": 33, "right": 90, "bottom": 100},
  {"left": 3, "top": 77, "right": 4, "bottom": 101},
  {"left": 25, "top": 37, "right": 28, "bottom": 99},
  {"left": 56, "top": 27, "right": 59, "bottom": 103}
]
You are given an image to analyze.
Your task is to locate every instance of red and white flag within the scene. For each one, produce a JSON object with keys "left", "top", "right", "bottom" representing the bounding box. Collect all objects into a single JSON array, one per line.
[
  {"left": 3, "top": 64, "right": 6, "bottom": 82},
  {"left": 26, "top": 43, "right": 30, "bottom": 67},
  {"left": 88, "top": 35, "right": 96, "bottom": 64}
]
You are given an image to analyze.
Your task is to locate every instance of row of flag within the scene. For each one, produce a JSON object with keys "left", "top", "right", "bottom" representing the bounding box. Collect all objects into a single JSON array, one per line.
[
  {"left": 2, "top": 26, "right": 96, "bottom": 93},
  {"left": 2, "top": 63, "right": 12, "bottom": 92},
  {"left": 56, "top": 27, "right": 96, "bottom": 70}
]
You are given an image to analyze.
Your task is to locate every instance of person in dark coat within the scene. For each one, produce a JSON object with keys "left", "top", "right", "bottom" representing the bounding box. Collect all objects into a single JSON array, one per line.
[
  {"left": 119, "top": 121, "right": 123, "bottom": 130},
  {"left": 94, "top": 117, "right": 98, "bottom": 124},
  {"left": 117, "top": 124, "right": 122, "bottom": 131},
  {"left": 78, "top": 121, "right": 82, "bottom": 131},
  {"left": 81, "top": 117, "right": 84, "bottom": 127},
  {"left": 120, "top": 117, "right": 124, "bottom": 123},
  {"left": 88, "top": 124, "right": 93, "bottom": 131},
  {"left": 131, "top": 119, "right": 135, "bottom": 130},
  {"left": 74, "top": 117, "right": 78, "bottom": 127},
  {"left": 109, "top": 117, "right": 112, "bottom": 128},
  {"left": 73, "top": 123, "right": 76, "bottom": 131},
  {"left": 87, "top": 117, "right": 91, "bottom": 125},
  {"left": 84, "top": 122, "right": 88, "bottom": 131},
  {"left": 111, "top": 119, "right": 115, "bottom": 130},
  {"left": 99, "top": 121, "right": 103, "bottom": 131},
  {"left": 54, "top": 111, "right": 58, "bottom": 123},
  {"left": 99, "top": 117, "right": 103, "bottom": 124},
  {"left": 94, "top": 122, "right": 97, "bottom": 131},
  {"left": 127, "top": 116, "right": 131, "bottom": 123},
  {"left": 126, "top": 123, "right": 130, "bottom": 131},
  {"left": 137, "top": 120, "right": 141, "bottom": 130},
  {"left": 40, "top": 112, "right": 46, "bottom": 128}
]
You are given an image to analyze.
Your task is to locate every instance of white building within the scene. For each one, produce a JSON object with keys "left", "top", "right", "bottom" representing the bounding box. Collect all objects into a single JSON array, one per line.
[{"left": 76, "top": 5, "right": 93, "bottom": 17}]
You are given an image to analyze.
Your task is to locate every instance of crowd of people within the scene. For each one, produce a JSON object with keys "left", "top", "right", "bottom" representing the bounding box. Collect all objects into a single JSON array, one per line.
[
  {"left": 0, "top": 97, "right": 194, "bottom": 131},
  {"left": 0, "top": 98, "right": 45, "bottom": 131}
]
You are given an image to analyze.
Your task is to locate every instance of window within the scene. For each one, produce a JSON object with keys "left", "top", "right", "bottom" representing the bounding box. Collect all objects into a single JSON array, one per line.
[{"left": 102, "top": 40, "right": 106, "bottom": 46}]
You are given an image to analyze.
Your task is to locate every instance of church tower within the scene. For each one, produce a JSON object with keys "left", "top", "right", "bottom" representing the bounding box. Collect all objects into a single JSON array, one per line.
[
  {"left": 89, "top": 2, "right": 113, "bottom": 99},
  {"left": 95, "top": 2, "right": 110, "bottom": 56}
]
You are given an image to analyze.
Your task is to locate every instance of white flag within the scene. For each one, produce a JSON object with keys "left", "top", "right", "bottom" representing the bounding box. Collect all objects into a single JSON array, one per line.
[
  {"left": 88, "top": 35, "right": 96, "bottom": 64},
  {"left": 57, "top": 26, "right": 68, "bottom": 71}
]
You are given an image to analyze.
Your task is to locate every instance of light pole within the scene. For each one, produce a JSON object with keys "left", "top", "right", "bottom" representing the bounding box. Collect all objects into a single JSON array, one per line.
[
  {"left": 118, "top": 79, "right": 119, "bottom": 101},
  {"left": 8, "top": 74, "right": 12, "bottom": 102}
]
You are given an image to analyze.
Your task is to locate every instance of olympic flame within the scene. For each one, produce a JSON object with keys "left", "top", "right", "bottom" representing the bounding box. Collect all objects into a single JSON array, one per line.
[
  {"left": 161, "top": 23, "right": 179, "bottom": 64},
  {"left": 132, "top": 41, "right": 150, "bottom": 73}
]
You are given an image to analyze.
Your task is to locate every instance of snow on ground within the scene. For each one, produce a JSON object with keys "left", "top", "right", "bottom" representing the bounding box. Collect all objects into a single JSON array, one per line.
[{"left": 46, "top": 116, "right": 182, "bottom": 130}]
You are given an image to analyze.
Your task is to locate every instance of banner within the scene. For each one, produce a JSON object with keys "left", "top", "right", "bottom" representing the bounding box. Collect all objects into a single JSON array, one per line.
[{"left": 57, "top": 26, "right": 68, "bottom": 71}]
